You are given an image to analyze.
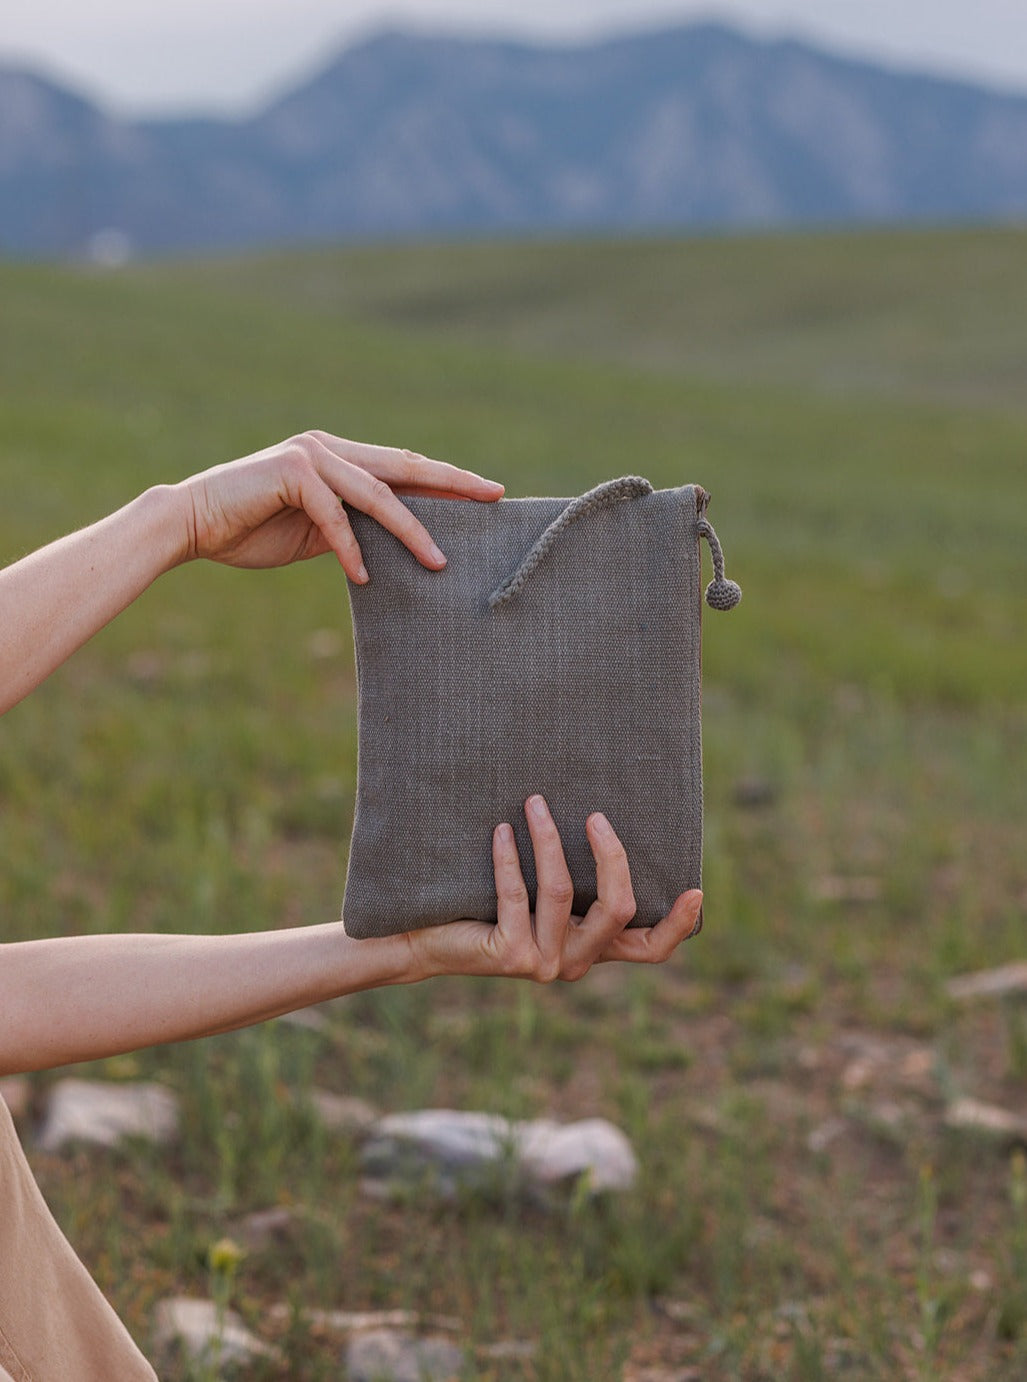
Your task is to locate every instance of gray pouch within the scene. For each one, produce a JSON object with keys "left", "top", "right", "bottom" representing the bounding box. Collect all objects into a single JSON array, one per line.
[{"left": 342, "top": 476, "right": 740, "bottom": 938}]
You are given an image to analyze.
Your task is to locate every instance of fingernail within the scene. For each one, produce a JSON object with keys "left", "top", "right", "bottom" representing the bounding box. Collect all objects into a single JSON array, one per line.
[
  {"left": 591, "top": 812, "right": 613, "bottom": 836},
  {"left": 428, "top": 542, "right": 446, "bottom": 566},
  {"left": 355, "top": 562, "right": 369, "bottom": 584},
  {"left": 527, "top": 794, "right": 547, "bottom": 819},
  {"left": 688, "top": 892, "right": 704, "bottom": 937},
  {"left": 496, "top": 822, "right": 514, "bottom": 845}
]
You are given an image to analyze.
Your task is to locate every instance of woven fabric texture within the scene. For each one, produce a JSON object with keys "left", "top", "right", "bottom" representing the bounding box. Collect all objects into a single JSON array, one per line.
[{"left": 342, "top": 480, "right": 707, "bottom": 938}]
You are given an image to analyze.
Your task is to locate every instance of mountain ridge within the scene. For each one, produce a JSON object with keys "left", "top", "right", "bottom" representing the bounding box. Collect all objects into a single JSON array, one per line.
[{"left": 2, "top": 22, "right": 1026, "bottom": 256}]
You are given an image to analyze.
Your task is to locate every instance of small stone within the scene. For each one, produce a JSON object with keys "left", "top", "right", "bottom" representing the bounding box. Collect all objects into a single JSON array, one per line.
[
  {"left": 0, "top": 1076, "right": 30, "bottom": 1121},
  {"left": 946, "top": 962, "right": 1027, "bottom": 1002},
  {"left": 235, "top": 1206, "right": 296, "bottom": 1251},
  {"left": 38, "top": 1079, "right": 179, "bottom": 1152},
  {"left": 811, "top": 875, "right": 881, "bottom": 904},
  {"left": 345, "top": 1329, "right": 463, "bottom": 1382},
  {"left": 152, "top": 1296, "right": 280, "bottom": 1370},
  {"left": 842, "top": 1057, "right": 876, "bottom": 1091},
  {"left": 944, "top": 1098, "right": 1027, "bottom": 1144},
  {"left": 267, "top": 1304, "right": 461, "bottom": 1334},
  {"left": 478, "top": 1339, "right": 537, "bottom": 1361},
  {"left": 732, "top": 776, "right": 777, "bottom": 809},
  {"left": 807, "top": 1117, "right": 847, "bottom": 1153},
  {"left": 308, "top": 628, "right": 344, "bottom": 660},
  {"left": 867, "top": 1100, "right": 909, "bottom": 1135},
  {"left": 310, "top": 1089, "right": 378, "bottom": 1135},
  {"left": 278, "top": 1007, "right": 329, "bottom": 1033}
]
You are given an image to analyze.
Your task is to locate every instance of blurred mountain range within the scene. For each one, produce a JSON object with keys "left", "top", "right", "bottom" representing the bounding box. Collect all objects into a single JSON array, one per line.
[{"left": 2, "top": 23, "right": 1027, "bottom": 256}]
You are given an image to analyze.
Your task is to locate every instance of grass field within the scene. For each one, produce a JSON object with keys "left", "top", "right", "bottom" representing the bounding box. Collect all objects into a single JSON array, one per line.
[{"left": 1, "top": 227, "right": 1026, "bottom": 1380}]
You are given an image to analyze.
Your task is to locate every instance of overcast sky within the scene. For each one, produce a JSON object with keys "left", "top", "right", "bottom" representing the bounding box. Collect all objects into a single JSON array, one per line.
[{"left": 4, "top": 0, "right": 1027, "bottom": 115}]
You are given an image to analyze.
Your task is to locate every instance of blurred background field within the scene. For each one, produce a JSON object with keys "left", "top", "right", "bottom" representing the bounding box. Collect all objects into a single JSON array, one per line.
[{"left": 1, "top": 226, "right": 1026, "bottom": 1379}]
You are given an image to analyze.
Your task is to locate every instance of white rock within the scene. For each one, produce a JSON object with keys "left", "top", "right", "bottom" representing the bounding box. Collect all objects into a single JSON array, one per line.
[
  {"left": 944, "top": 1097, "right": 1027, "bottom": 1142},
  {"left": 346, "top": 1328, "right": 463, "bottom": 1382},
  {"left": 152, "top": 1296, "right": 280, "bottom": 1370},
  {"left": 478, "top": 1339, "right": 538, "bottom": 1361},
  {"left": 268, "top": 1303, "right": 460, "bottom": 1334},
  {"left": 309, "top": 1089, "right": 378, "bottom": 1134},
  {"left": 946, "top": 962, "right": 1027, "bottom": 1002},
  {"left": 38, "top": 1079, "right": 179, "bottom": 1152},
  {"left": 517, "top": 1117, "right": 638, "bottom": 1191},
  {"left": 363, "top": 1109, "right": 637, "bottom": 1194},
  {"left": 806, "top": 1117, "right": 848, "bottom": 1154}
]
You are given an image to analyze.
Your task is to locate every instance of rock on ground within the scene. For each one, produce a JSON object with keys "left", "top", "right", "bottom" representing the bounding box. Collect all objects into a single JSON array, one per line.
[
  {"left": 946, "top": 961, "right": 1027, "bottom": 1001},
  {"left": 345, "top": 1328, "right": 463, "bottom": 1382},
  {"left": 152, "top": 1296, "right": 280, "bottom": 1371},
  {"left": 37, "top": 1078, "right": 179, "bottom": 1152},
  {"left": 309, "top": 1089, "right": 378, "bottom": 1135},
  {"left": 944, "top": 1097, "right": 1027, "bottom": 1143},
  {"left": 362, "top": 1109, "right": 637, "bottom": 1196}
]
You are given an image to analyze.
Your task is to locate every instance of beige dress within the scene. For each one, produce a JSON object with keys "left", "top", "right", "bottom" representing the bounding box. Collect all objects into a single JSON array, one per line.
[{"left": 0, "top": 1094, "right": 157, "bottom": 1381}]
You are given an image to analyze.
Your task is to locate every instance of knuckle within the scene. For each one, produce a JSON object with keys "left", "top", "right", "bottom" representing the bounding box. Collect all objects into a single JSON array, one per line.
[
  {"left": 612, "top": 885, "right": 637, "bottom": 925},
  {"left": 291, "top": 431, "right": 320, "bottom": 462},
  {"left": 497, "top": 878, "right": 529, "bottom": 909},
  {"left": 546, "top": 880, "right": 576, "bottom": 911},
  {"left": 365, "top": 475, "right": 394, "bottom": 508},
  {"left": 643, "top": 930, "right": 674, "bottom": 964},
  {"left": 282, "top": 434, "right": 317, "bottom": 480}
]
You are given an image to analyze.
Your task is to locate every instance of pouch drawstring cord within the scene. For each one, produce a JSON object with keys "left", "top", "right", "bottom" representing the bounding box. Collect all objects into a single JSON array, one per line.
[
  {"left": 488, "top": 475, "right": 741, "bottom": 610},
  {"left": 488, "top": 476, "right": 653, "bottom": 607},
  {"left": 698, "top": 515, "right": 742, "bottom": 610}
]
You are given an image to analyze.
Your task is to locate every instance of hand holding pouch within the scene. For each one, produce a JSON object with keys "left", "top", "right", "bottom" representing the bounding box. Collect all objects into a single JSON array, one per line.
[{"left": 341, "top": 476, "right": 741, "bottom": 938}]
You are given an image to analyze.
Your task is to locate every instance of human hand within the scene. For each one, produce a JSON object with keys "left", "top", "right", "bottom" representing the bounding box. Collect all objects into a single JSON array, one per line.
[
  {"left": 408, "top": 795, "right": 703, "bottom": 983},
  {"left": 174, "top": 430, "right": 504, "bottom": 580}
]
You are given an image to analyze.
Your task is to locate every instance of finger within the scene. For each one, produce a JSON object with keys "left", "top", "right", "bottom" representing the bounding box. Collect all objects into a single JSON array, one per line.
[
  {"left": 493, "top": 822, "right": 531, "bottom": 927},
  {"left": 331, "top": 457, "right": 452, "bottom": 572},
  {"left": 525, "top": 795, "right": 574, "bottom": 977},
  {"left": 297, "top": 436, "right": 447, "bottom": 572},
  {"left": 289, "top": 469, "right": 370, "bottom": 582},
  {"left": 491, "top": 821, "right": 536, "bottom": 972},
  {"left": 582, "top": 812, "right": 637, "bottom": 946},
  {"left": 596, "top": 889, "right": 703, "bottom": 965},
  {"left": 309, "top": 434, "right": 505, "bottom": 501}
]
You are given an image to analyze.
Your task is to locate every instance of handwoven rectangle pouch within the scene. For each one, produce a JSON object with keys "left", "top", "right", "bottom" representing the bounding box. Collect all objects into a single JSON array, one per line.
[{"left": 342, "top": 476, "right": 740, "bottom": 938}]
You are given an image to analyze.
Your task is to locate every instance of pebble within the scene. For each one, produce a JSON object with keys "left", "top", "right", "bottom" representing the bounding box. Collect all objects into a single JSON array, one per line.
[
  {"left": 267, "top": 1304, "right": 461, "bottom": 1334},
  {"left": 732, "top": 776, "right": 778, "bottom": 809},
  {"left": 345, "top": 1328, "right": 463, "bottom": 1382},
  {"left": 946, "top": 961, "right": 1027, "bottom": 1002},
  {"left": 944, "top": 1097, "right": 1027, "bottom": 1143},
  {"left": 310, "top": 1089, "right": 378, "bottom": 1135},
  {"left": 235, "top": 1206, "right": 297, "bottom": 1251},
  {"left": 37, "top": 1078, "right": 179, "bottom": 1152}
]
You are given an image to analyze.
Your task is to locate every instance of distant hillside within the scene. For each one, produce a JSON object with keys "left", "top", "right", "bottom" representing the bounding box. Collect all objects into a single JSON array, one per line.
[{"left": 2, "top": 23, "right": 1027, "bottom": 256}]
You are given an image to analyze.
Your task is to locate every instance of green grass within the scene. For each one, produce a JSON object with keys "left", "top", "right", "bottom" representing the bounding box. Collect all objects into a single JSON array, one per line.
[{"left": 2, "top": 227, "right": 1026, "bottom": 1379}]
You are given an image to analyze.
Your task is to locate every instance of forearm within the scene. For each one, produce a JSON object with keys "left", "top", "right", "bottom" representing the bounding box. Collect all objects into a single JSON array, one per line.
[
  {"left": 0, "top": 485, "right": 188, "bottom": 714},
  {"left": 0, "top": 925, "right": 425, "bottom": 1077}
]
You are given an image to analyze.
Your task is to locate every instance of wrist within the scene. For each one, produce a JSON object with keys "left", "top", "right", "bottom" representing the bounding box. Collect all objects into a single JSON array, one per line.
[{"left": 134, "top": 483, "right": 196, "bottom": 570}]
